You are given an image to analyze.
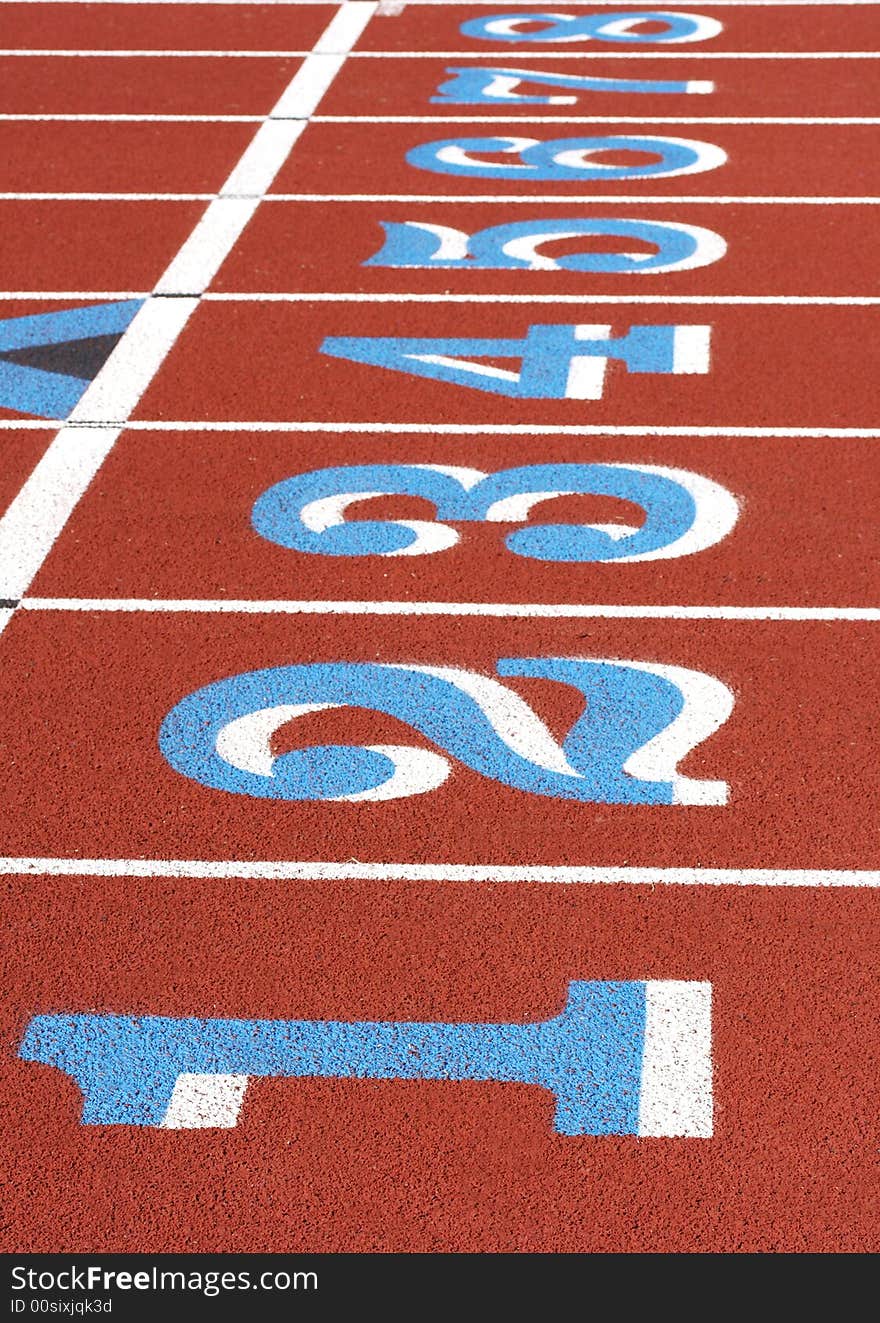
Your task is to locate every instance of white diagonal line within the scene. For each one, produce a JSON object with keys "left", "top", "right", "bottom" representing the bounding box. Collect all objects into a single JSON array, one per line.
[{"left": 0, "top": 2, "right": 377, "bottom": 601}]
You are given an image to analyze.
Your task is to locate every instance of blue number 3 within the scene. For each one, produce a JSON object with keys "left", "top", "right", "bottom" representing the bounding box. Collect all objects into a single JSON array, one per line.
[{"left": 251, "top": 461, "right": 739, "bottom": 564}]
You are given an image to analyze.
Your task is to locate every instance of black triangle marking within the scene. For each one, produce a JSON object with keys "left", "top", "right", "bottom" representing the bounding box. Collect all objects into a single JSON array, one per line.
[{"left": 0, "top": 332, "right": 123, "bottom": 381}]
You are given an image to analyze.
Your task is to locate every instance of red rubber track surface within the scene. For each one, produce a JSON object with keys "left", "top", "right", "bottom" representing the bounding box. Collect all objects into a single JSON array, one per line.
[
  {"left": 3, "top": 880, "right": 876, "bottom": 1252},
  {"left": 134, "top": 302, "right": 880, "bottom": 429},
  {"left": 0, "top": 1, "right": 878, "bottom": 1256}
]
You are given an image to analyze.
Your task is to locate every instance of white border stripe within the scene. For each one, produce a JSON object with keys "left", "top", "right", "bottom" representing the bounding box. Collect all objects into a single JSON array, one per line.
[
  {"left": 153, "top": 199, "right": 258, "bottom": 295},
  {"left": 0, "top": 114, "right": 263, "bottom": 122},
  {"left": 363, "top": 2, "right": 880, "bottom": 6},
  {"left": 203, "top": 295, "right": 880, "bottom": 305},
  {"left": 0, "top": 294, "right": 149, "bottom": 300},
  {"left": 346, "top": 52, "right": 880, "bottom": 59},
  {"left": 639, "top": 982, "right": 713, "bottom": 1139},
  {"left": 112, "top": 421, "right": 880, "bottom": 437},
  {"left": 352, "top": 52, "right": 880, "bottom": 59},
  {"left": 1, "top": 420, "right": 879, "bottom": 436},
  {"left": 311, "top": 116, "right": 880, "bottom": 124},
  {"left": 1, "top": 2, "right": 874, "bottom": 7},
  {"left": 0, "top": 51, "right": 877, "bottom": 59},
  {"left": 2, "top": 294, "right": 880, "bottom": 306},
  {"left": 267, "top": 195, "right": 880, "bottom": 204},
  {"left": 0, "top": 2, "right": 378, "bottom": 601},
  {"left": 0, "top": 427, "right": 121, "bottom": 598},
  {"left": 0, "top": 859, "right": 877, "bottom": 885},
  {"left": 1, "top": 420, "right": 878, "bottom": 436},
  {"left": 66, "top": 298, "right": 198, "bottom": 424},
  {"left": 0, "top": 193, "right": 213, "bottom": 200},
  {"left": 1, "top": 294, "right": 879, "bottom": 306},
  {"left": 0, "top": 49, "right": 317, "bottom": 56},
  {"left": 0, "top": 2, "right": 875, "bottom": 8},
  {"left": 0, "top": 115, "right": 876, "bottom": 125},
  {"left": 220, "top": 118, "right": 309, "bottom": 195},
  {"left": 20, "top": 600, "right": 880, "bottom": 621}
]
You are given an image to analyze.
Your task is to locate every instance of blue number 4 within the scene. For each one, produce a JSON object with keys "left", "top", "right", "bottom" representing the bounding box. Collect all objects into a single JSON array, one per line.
[{"left": 321, "top": 322, "right": 711, "bottom": 400}]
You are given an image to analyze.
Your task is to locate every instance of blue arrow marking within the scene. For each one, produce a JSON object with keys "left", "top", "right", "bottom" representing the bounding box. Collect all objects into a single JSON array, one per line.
[{"left": 0, "top": 300, "right": 143, "bottom": 419}]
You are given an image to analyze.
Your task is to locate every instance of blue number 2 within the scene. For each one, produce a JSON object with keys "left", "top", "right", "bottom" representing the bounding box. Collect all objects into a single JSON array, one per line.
[{"left": 159, "top": 657, "right": 733, "bottom": 807}]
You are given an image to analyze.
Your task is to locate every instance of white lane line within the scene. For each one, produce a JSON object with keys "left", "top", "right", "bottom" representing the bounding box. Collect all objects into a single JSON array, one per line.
[
  {"left": 0, "top": 49, "right": 314, "bottom": 56},
  {"left": 67, "top": 299, "right": 198, "bottom": 423},
  {"left": 360, "top": 1, "right": 880, "bottom": 5},
  {"left": 266, "top": 195, "right": 880, "bottom": 205},
  {"left": 153, "top": 198, "right": 260, "bottom": 294},
  {"left": 2, "top": 1, "right": 876, "bottom": 7},
  {"left": 1, "top": 294, "right": 879, "bottom": 306},
  {"left": 0, "top": 114, "right": 263, "bottom": 122},
  {"left": 2, "top": 1, "right": 874, "bottom": 7},
  {"left": 368, "top": 1, "right": 880, "bottom": 5},
  {"left": 0, "top": 192, "right": 213, "bottom": 200},
  {"left": 4, "top": 294, "right": 880, "bottom": 305},
  {"left": 0, "top": 194, "right": 878, "bottom": 204},
  {"left": 0, "top": 859, "right": 877, "bottom": 885},
  {"left": 0, "top": 293, "right": 150, "bottom": 300},
  {"left": 348, "top": 52, "right": 880, "bottom": 59},
  {"left": 312, "top": 116, "right": 880, "bottom": 124},
  {"left": 0, "top": 114, "right": 876, "bottom": 125},
  {"left": 1, "top": 420, "right": 879, "bottom": 437},
  {"left": 0, "top": 420, "right": 875, "bottom": 437},
  {"left": 0, "top": 426, "right": 122, "bottom": 599},
  {"left": 159, "top": 8, "right": 379, "bottom": 291},
  {"left": 103, "top": 421, "right": 880, "bottom": 437},
  {"left": 220, "top": 120, "right": 309, "bottom": 195},
  {"left": 0, "top": 2, "right": 378, "bottom": 601},
  {"left": 0, "top": 50, "right": 877, "bottom": 58},
  {"left": 21, "top": 600, "right": 880, "bottom": 621},
  {"left": 203, "top": 295, "right": 880, "bottom": 306}
]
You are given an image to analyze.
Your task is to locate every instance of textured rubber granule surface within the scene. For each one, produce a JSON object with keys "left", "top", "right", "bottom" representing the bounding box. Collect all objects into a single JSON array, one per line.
[{"left": 0, "top": 0, "right": 878, "bottom": 1255}]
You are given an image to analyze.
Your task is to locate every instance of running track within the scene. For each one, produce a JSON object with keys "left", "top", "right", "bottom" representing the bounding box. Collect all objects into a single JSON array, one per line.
[{"left": 0, "top": 0, "right": 878, "bottom": 1254}]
